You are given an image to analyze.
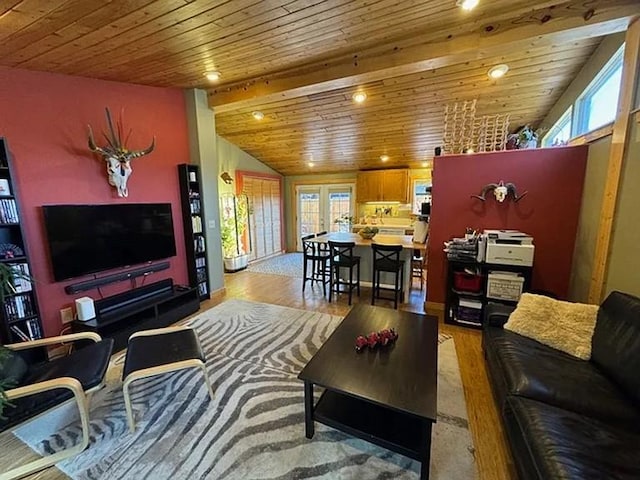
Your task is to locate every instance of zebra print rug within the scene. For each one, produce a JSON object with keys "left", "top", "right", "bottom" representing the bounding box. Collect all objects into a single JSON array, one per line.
[{"left": 14, "top": 299, "right": 475, "bottom": 479}]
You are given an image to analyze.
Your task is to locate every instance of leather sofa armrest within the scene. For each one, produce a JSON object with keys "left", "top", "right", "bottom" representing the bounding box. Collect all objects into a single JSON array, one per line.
[{"left": 484, "top": 303, "right": 516, "bottom": 328}]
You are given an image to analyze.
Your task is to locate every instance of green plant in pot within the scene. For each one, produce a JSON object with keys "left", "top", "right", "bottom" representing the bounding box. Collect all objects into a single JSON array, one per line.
[
  {"left": 516, "top": 125, "right": 540, "bottom": 149},
  {"left": 0, "top": 263, "right": 32, "bottom": 417},
  {"left": 220, "top": 194, "right": 250, "bottom": 272},
  {"left": 0, "top": 345, "right": 16, "bottom": 418}
]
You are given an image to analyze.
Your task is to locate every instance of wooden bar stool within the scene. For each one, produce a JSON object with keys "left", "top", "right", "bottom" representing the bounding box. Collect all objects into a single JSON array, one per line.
[
  {"left": 328, "top": 240, "right": 360, "bottom": 305},
  {"left": 371, "top": 243, "right": 405, "bottom": 309},
  {"left": 302, "top": 234, "right": 330, "bottom": 295},
  {"left": 411, "top": 250, "right": 426, "bottom": 291}
]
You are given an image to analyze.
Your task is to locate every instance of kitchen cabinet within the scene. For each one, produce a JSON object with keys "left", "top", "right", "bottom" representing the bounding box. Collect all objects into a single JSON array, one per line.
[
  {"left": 356, "top": 171, "right": 382, "bottom": 202},
  {"left": 356, "top": 169, "right": 409, "bottom": 203}
]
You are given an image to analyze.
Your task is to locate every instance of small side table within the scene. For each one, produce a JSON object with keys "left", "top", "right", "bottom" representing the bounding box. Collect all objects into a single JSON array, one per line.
[{"left": 122, "top": 326, "right": 214, "bottom": 432}]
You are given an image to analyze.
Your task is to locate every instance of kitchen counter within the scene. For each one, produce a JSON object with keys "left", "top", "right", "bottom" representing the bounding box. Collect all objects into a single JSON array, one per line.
[
  {"left": 310, "top": 233, "right": 426, "bottom": 302},
  {"left": 313, "top": 232, "right": 422, "bottom": 250},
  {"left": 352, "top": 224, "right": 415, "bottom": 235},
  {"left": 352, "top": 223, "right": 414, "bottom": 229}
]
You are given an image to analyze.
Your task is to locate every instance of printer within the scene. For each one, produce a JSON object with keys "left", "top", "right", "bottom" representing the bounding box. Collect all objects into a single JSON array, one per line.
[{"left": 483, "top": 230, "right": 534, "bottom": 266}]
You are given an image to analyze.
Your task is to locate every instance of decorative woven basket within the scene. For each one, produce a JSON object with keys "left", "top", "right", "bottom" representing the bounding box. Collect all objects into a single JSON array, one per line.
[{"left": 359, "top": 231, "right": 376, "bottom": 240}]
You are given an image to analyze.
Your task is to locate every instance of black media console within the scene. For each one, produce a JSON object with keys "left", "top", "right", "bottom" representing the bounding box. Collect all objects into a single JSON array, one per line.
[{"left": 71, "top": 279, "right": 199, "bottom": 351}]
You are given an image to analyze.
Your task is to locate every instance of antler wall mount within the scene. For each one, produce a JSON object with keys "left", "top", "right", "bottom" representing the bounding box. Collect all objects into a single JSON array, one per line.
[
  {"left": 88, "top": 108, "right": 155, "bottom": 197},
  {"left": 471, "top": 181, "right": 528, "bottom": 203}
]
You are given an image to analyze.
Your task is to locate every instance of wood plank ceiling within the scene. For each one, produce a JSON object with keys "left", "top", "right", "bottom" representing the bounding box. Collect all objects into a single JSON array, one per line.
[{"left": 0, "top": 0, "right": 637, "bottom": 175}]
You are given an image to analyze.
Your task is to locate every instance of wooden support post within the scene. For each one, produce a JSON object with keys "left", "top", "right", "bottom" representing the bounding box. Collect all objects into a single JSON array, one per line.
[{"left": 588, "top": 17, "right": 640, "bottom": 304}]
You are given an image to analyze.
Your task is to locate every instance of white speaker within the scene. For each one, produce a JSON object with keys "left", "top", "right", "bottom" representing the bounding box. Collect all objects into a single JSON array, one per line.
[{"left": 75, "top": 296, "right": 96, "bottom": 321}]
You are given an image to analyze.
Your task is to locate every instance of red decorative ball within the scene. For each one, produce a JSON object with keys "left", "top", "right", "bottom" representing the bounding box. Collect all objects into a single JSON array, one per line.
[
  {"left": 355, "top": 335, "right": 368, "bottom": 352},
  {"left": 366, "top": 332, "right": 380, "bottom": 348}
]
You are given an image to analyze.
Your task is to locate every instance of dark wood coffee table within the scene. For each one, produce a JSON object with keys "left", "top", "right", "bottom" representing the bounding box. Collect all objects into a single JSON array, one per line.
[{"left": 298, "top": 304, "right": 438, "bottom": 480}]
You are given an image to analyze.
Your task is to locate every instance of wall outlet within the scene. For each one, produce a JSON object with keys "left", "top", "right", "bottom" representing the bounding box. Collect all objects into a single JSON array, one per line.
[
  {"left": 60, "top": 306, "right": 74, "bottom": 324},
  {"left": 208, "top": 219, "right": 216, "bottom": 229}
]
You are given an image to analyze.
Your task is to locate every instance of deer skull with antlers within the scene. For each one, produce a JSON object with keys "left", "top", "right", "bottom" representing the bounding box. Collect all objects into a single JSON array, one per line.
[{"left": 88, "top": 108, "right": 155, "bottom": 197}]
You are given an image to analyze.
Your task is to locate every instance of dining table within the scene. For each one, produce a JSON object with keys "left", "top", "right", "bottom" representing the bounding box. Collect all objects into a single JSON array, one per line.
[{"left": 309, "top": 232, "right": 426, "bottom": 303}]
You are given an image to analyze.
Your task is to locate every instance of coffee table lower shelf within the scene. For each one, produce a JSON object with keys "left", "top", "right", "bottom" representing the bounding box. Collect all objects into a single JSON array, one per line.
[{"left": 309, "top": 388, "right": 433, "bottom": 478}]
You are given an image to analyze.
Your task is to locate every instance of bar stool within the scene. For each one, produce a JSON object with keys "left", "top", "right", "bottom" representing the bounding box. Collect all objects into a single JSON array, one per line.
[
  {"left": 371, "top": 243, "right": 404, "bottom": 309},
  {"left": 315, "top": 231, "right": 331, "bottom": 281},
  {"left": 328, "top": 240, "right": 360, "bottom": 305},
  {"left": 302, "top": 234, "right": 330, "bottom": 295},
  {"left": 411, "top": 250, "right": 426, "bottom": 291}
]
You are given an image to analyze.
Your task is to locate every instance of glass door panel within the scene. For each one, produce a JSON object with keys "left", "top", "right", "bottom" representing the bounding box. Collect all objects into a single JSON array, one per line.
[
  {"left": 328, "top": 188, "right": 353, "bottom": 232},
  {"left": 296, "top": 184, "right": 355, "bottom": 249},
  {"left": 297, "top": 186, "right": 321, "bottom": 250}
]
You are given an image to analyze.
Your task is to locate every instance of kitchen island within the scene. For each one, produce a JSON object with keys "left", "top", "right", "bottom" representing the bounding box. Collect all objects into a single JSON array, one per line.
[{"left": 310, "top": 233, "right": 425, "bottom": 303}]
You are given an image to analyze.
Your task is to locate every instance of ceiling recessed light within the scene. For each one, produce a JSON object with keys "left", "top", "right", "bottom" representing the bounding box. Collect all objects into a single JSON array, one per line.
[
  {"left": 488, "top": 64, "right": 509, "bottom": 79},
  {"left": 422, "top": 161, "right": 430, "bottom": 168},
  {"left": 456, "top": 0, "right": 479, "bottom": 10},
  {"left": 380, "top": 155, "right": 389, "bottom": 162},
  {"left": 252, "top": 111, "right": 264, "bottom": 120},
  {"left": 205, "top": 71, "right": 221, "bottom": 82},
  {"left": 352, "top": 91, "right": 367, "bottom": 103},
  {"left": 308, "top": 162, "right": 315, "bottom": 168}
]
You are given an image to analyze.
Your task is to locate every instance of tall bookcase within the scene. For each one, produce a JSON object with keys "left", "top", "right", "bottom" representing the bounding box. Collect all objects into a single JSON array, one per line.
[
  {"left": 0, "top": 138, "right": 44, "bottom": 344},
  {"left": 178, "top": 164, "right": 210, "bottom": 300}
]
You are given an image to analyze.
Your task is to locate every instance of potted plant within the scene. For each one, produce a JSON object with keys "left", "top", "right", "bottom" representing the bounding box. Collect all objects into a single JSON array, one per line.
[
  {"left": 220, "top": 194, "right": 251, "bottom": 272},
  {"left": 516, "top": 125, "right": 540, "bottom": 149},
  {"left": 0, "top": 345, "right": 15, "bottom": 418},
  {"left": 0, "top": 263, "right": 31, "bottom": 417},
  {"left": 333, "top": 214, "right": 354, "bottom": 233}
]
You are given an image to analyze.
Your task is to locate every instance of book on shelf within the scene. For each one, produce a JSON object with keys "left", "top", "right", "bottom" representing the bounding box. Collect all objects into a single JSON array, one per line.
[
  {"left": 10, "top": 319, "right": 40, "bottom": 341},
  {"left": 10, "top": 324, "right": 30, "bottom": 341},
  {"left": 9, "top": 263, "right": 32, "bottom": 292},
  {"left": 3, "top": 293, "right": 35, "bottom": 320},
  {"left": 0, "top": 198, "right": 18, "bottom": 223},
  {"left": 191, "top": 215, "right": 202, "bottom": 233}
]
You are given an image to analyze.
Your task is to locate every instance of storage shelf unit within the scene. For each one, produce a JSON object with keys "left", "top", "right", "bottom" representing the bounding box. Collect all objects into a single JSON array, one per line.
[
  {"left": 72, "top": 279, "right": 199, "bottom": 352},
  {"left": 0, "top": 138, "right": 45, "bottom": 345},
  {"left": 445, "top": 259, "right": 532, "bottom": 330},
  {"left": 178, "top": 164, "right": 210, "bottom": 300}
]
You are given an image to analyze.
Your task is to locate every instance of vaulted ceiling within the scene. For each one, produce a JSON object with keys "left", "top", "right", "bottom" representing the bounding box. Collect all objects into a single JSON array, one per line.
[{"left": 0, "top": 0, "right": 637, "bottom": 175}]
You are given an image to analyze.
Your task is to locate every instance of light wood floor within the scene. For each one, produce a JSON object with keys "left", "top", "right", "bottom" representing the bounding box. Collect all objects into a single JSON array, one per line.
[{"left": 0, "top": 271, "right": 515, "bottom": 480}]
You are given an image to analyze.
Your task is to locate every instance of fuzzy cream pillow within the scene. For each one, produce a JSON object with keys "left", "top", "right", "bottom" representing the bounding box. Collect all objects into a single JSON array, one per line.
[{"left": 504, "top": 293, "right": 599, "bottom": 360}]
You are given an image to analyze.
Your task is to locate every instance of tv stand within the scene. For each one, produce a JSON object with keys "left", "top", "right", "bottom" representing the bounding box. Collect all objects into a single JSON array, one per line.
[{"left": 71, "top": 279, "right": 199, "bottom": 351}]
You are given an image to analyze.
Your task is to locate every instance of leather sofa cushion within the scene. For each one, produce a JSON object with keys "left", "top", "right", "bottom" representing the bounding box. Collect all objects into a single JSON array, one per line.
[
  {"left": 592, "top": 291, "right": 640, "bottom": 405},
  {"left": 484, "top": 326, "right": 640, "bottom": 427},
  {"left": 504, "top": 396, "right": 640, "bottom": 480},
  {"left": 0, "top": 339, "right": 113, "bottom": 432},
  {"left": 23, "top": 339, "right": 114, "bottom": 390},
  {"left": 123, "top": 328, "right": 204, "bottom": 379}
]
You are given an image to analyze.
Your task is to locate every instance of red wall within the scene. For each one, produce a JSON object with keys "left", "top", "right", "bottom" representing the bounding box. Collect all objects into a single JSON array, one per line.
[
  {"left": 0, "top": 66, "right": 190, "bottom": 336},
  {"left": 427, "top": 146, "right": 588, "bottom": 304}
]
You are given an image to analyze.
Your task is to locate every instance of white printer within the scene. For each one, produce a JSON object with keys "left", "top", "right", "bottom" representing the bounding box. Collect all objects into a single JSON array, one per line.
[{"left": 483, "top": 230, "right": 534, "bottom": 266}]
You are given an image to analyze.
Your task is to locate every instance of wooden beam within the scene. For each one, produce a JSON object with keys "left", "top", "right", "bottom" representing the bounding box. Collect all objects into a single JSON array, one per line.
[
  {"left": 208, "top": 1, "right": 638, "bottom": 111},
  {"left": 588, "top": 16, "right": 640, "bottom": 303}
]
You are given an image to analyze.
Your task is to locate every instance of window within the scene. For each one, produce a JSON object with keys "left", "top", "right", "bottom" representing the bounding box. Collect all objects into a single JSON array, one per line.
[
  {"left": 413, "top": 179, "right": 431, "bottom": 214},
  {"left": 574, "top": 44, "right": 624, "bottom": 135},
  {"left": 542, "top": 107, "right": 572, "bottom": 147}
]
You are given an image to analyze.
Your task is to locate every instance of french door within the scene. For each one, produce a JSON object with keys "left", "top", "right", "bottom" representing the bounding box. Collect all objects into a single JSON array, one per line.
[
  {"left": 296, "top": 184, "right": 355, "bottom": 251},
  {"left": 242, "top": 175, "right": 283, "bottom": 261}
]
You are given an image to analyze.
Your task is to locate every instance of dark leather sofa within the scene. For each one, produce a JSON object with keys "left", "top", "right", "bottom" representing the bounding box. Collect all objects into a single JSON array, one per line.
[{"left": 483, "top": 291, "right": 640, "bottom": 480}]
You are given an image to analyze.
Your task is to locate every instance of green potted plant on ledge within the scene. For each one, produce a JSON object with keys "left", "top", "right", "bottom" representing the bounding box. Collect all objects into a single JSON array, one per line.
[
  {"left": 0, "top": 263, "right": 32, "bottom": 417},
  {"left": 220, "top": 194, "right": 251, "bottom": 272}
]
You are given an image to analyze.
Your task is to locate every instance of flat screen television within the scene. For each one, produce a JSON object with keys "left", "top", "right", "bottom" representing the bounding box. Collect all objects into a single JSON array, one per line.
[{"left": 43, "top": 203, "right": 177, "bottom": 281}]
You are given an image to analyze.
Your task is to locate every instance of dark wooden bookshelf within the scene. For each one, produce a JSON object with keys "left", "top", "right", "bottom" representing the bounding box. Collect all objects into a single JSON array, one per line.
[
  {"left": 0, "top": 137, "right": 45, "bottom": 347},
  {"left": 177, "top": 164, "right": 210, "bottom": 301}
]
